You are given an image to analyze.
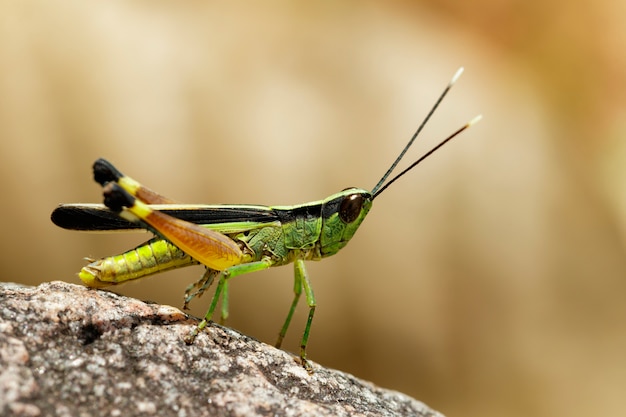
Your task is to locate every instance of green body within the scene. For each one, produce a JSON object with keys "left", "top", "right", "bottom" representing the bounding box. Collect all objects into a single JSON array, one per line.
[{"left": 80, "top": 188, "right": 373, "bottom": 286}]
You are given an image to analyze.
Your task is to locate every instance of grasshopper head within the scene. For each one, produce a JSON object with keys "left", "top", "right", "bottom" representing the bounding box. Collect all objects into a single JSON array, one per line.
[{"left": 319, "top": 188, "right": 372, "bottom": 257}]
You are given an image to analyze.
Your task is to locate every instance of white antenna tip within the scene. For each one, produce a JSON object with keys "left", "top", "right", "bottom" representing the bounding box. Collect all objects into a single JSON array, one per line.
[
  {"left": 451, "top": 67, "right": 464, "bottom": 85},
  {"left": 468, "top": 114, "right": 483, "bottom": 126}
]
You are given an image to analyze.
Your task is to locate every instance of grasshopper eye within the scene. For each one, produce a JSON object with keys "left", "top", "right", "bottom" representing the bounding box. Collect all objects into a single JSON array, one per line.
[{"left": 339, "top": 194, "right": 364, "bottom": 224}]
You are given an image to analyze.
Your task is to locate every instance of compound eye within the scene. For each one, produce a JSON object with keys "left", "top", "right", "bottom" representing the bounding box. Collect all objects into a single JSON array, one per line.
[{"left": 339, "top": 194, "right": 364, "bottom": 224}]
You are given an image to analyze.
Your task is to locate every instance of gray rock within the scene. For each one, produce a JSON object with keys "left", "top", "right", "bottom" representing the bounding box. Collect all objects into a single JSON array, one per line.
[{"left": 0, "top": 281, "right": 443, "bottom": 417}]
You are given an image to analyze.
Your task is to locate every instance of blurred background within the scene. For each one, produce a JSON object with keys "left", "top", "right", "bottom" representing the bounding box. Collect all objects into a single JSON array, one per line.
[{"left": 1, "top": 1, "right": 625, "bottom": 416}]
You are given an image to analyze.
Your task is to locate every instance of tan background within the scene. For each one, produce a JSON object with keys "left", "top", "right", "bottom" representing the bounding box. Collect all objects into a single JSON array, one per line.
[{"left": 1, "top": 1, "right": 625, "bottom": 416}]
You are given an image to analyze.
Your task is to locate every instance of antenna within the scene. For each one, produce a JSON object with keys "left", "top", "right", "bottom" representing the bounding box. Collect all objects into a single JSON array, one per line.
[
  {"left": 371, "top": 67, "right": 465, "bottom": 196},
  {"left": 372, "top": 115, "right": 482, "bottom": 199}
]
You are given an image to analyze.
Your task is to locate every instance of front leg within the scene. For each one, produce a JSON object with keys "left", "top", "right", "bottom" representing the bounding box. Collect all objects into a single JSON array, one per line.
[
  {"left": 296, "top": 259, "right": 316, "bottom": 373},
  {"left": 276, "top": 259, "right": 316, "bottom": 373}
]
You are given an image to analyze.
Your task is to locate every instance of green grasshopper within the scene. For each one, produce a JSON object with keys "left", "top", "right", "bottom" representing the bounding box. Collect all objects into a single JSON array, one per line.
[{"left": 51, "top": 68, "right": 480, "bottom": 371}]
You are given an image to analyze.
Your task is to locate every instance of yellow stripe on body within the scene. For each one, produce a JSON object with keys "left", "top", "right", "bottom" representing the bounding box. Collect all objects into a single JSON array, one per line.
[{"left": 125, "top": 196, "right": 243, "bottom": 271}]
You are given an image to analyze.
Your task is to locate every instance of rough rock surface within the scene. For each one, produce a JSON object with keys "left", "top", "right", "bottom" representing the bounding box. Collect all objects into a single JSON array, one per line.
[{"left": 0, "top": 281, "right": 443, "bottom": 417}]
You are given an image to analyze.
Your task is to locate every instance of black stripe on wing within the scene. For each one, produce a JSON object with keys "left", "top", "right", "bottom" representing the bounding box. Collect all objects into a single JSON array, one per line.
[{"left": 51, "top": 203, "right": 279, "bottom": 231}]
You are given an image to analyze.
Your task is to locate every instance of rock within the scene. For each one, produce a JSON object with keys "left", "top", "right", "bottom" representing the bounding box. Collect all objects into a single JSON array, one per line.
[{"left": 0, "top": 281, "right": 443, "bottom": 417}]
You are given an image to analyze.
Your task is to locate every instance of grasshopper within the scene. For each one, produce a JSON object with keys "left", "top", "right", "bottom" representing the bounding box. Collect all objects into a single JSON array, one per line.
[{"left": 51, "top": 68, "right": 480, "bottom": 371}]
